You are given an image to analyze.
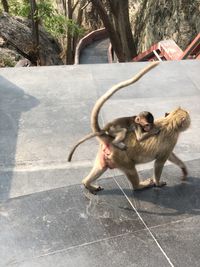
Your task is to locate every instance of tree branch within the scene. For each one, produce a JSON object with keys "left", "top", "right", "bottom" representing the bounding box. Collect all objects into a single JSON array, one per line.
[
  {"left": 81, "top": 0, "right": 90, "bottom": 10},
  {"left": 72, "top": 0, "right": 79, "bottom": 13}
]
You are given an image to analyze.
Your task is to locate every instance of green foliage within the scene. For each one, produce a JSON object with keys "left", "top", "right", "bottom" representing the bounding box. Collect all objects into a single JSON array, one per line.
[
  {"left": 9, "top": 0, "right": 30, "bottom": 17},
  {"left": 0, "top": 54, "right": 15, "bottom": 67},
  {"left": 67, "top": 19, "right": 85, "bottom": 38},
  {"left": 38, "top": 1, "right": 85, "bottom": 39},
  {"left": 46, "top": 15, "right": 67, "bottom": 37},
  {"left": 5, "top": 0, "right": 85, "bottom": 39}
]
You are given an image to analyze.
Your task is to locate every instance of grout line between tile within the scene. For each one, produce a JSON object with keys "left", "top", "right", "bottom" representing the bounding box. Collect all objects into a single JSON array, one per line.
[
  {"left": 113, "top": 176, "right": 174, "bottom": 267},
  {"left": 11, "top": 231, "right": 142, "bottom": 265},
  {"left": 11, "top": 214, "right": 197, "bottom": 266},
  {"left": 148, "top": 215, "right": 198, "bottom": 231}
]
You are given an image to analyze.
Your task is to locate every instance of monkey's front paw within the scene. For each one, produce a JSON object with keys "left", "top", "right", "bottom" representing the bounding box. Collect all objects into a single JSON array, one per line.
[
  {"left": 154, "top": 181, "right": 167, "bottom": 187},
  {"left": 90, "top": 186, "right": 104, "bottom": 195},
  {"left": 151, "top": 128, "right": 160, "bottom": 135},
  {"left": 135, "top": 178, "right": 155, "bottom": 190},
  {"left": 83, "top": 183, "right": 104, "bottom": 194},
  {"left": 94, "top": 185, "right": 104, "bottom": 192},
  {"left": 155, "top": 129, "right": 160, "bottom": 135},
  {"left": 149, "top": 178, "right": 155, "bottom": 186}
]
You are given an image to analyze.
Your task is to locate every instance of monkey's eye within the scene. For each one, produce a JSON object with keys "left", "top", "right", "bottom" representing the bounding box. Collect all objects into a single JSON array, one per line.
[{"left": 165, "top": 112, "right": 170, "bottom": 117}]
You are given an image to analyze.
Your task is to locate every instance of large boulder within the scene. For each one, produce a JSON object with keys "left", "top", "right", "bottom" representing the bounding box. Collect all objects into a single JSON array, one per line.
[{"left": 0, "top": 13, "right": 63, "bottom": 66}]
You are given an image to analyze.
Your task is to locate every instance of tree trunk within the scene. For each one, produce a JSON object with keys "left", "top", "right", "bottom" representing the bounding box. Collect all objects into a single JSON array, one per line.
[
  {"left": 90, "top": 0, "right": 123, "bottom": 61},
  {"left": 62, "top": 0, "right": 67, "bottom": 16},
  {"left": 29, "top": 0, "right": 40, "bottom": 65},
  {"left": 90, "top": 0, "right": 137, "bottom": 61},
  {"left": 110, "top": 0, "right": 137, "bottom": 60},
  {"left": 1, "top": 0, "right": 9, "bottom": 12},
  {"left": 66, "top": 0, "right": 73, "bottom": 64}
]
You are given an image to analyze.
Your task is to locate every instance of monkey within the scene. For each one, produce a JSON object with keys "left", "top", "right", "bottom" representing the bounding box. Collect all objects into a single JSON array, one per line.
[
  {"left": 76, "top": 62, "right": 191, "bottom": 193},
  {"left": 67, "top": 110, "right": 160, "bottom": 162},
  {"left": 67, "top": 62, "right": 160, "bottom": 162},
  {"left": 104, "top": 111, "right": 160, "bottom": 150}
]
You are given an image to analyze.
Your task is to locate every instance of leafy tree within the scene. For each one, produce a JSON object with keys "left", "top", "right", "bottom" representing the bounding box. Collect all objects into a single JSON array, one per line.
[
  {"left": 36, "top": 0, "right": 85, "bottom": 64},
  {"left": 29, "top": 0, "right": 40, "bottom": 65},
  {"left": 1, "top": 0, "right": 9, "bottom": 12},
  {"left": 1, "top": 0, "right": 85, "bottom": 64}
]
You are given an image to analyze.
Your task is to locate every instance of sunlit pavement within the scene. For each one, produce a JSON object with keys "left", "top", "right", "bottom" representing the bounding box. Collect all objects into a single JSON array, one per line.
[{"left": 0, "top": 60, "right": 200, "bottom": 266}]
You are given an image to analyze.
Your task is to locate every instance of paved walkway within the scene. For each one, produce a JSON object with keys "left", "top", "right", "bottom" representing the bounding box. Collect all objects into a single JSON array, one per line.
[
  {"left": 79, "top": 38, "right": 110, "bottom": 64},
  {"left": 0, "top": 61, "right": 200, "bottom": 266}
]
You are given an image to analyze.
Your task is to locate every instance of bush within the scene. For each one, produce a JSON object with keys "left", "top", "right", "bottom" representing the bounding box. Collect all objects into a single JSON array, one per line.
[{"left": 0, "top": 53, "right": 15, "bottom": 67}]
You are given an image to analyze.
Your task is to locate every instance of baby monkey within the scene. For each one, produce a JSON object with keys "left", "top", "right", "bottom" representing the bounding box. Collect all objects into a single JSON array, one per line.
[
  {"left": 105, "top": 111, "right": 160, "bottom": 150},
  {"left": 68, "top": 111, "right": 160, "bottom": 161}
]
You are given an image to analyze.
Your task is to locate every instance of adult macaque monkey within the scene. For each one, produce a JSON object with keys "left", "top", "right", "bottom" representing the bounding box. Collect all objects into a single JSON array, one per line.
[
  {"left": 68, "top": 62, "right": 160, "bottom": 162},
  {"left": 73, "top": 62, "right": 191, "bottom": 193}
]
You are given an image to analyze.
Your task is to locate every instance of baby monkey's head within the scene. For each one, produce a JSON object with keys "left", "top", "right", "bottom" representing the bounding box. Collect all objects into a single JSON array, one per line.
[{"left": 135, "top": 111, "right": 154, "bottom": 132}]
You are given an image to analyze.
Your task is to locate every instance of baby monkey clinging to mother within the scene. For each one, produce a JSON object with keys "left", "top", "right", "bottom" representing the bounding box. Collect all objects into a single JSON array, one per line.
[
  {"left": 68, "top": 62, "right": 191, "bottom": 193},
  {"left": 67, "top": 62, "right": 160, "bottom": 163},
  {"left": 105, "top": 111, "right": 159, "bottom": 150},
  {"left": 68, "top": 110, "right": 159, "bottom": 161}
]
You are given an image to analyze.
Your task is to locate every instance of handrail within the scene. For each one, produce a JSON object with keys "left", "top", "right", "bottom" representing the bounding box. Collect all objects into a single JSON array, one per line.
[
  {"left": 132, "top": 34, "right": 200, "bottom": 62},
  {"left": 74, "top": 28, "right": 108, "bottom": 64}
]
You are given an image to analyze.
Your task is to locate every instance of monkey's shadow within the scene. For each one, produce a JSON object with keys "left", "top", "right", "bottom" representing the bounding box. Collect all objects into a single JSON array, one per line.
[{"left": 98, "top": 174, "right": 200, "bottom": 218}]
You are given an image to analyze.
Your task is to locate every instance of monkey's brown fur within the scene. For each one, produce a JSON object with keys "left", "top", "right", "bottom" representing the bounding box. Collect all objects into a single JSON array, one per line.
[
  {"left": 80, "top": 63, "right": 191, "bottom": 193},
  {"left": 68, "top": 62, "right": 159, "bottom": 162},
  {"left": 83, "top": 107, "right": 190, "bottom": 193},
  {"left": 68, "top": 114, "right": 158, "bottom": 162}
]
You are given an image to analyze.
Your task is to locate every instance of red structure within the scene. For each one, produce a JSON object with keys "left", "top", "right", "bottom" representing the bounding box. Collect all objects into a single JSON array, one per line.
[
  {"left": 179, "top": 33, "right": 200, "bottom": 60},
  {"left": 133, "top": 33, "right": 200, "bottom": 62}
]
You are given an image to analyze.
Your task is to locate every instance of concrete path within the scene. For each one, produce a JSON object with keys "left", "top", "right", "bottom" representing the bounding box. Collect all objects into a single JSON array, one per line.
[
  {"left": 79, "top": 38, "right": 110, "bottom": 64},
  {"left": 0, "top": 61, "right": 200, "bottom": 266}
]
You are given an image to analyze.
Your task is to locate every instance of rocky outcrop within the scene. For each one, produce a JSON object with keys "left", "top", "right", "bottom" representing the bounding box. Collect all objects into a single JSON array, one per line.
[
  {"left": 133, "top": 0, "right": 200, "bottom": 53},
  {"left": 0, "top": 13, "right": 63, "bottom": 66}
]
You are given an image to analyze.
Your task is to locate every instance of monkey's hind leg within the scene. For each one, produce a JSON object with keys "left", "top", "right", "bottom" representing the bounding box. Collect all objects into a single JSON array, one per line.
[
  {"left": 153, "top": 159, "right": 167, "bottom": 187},
  {"left": 82, "top": 155, "right": 107, "bottom": 194},
  {"left": 168, "top": 152, "right": 188, "bottom": 180},
  {"left": 124, "top": 167, "right": 154, "bottom": 190},
  {"left": 111, "top": 128, "right": 127, "bottom": 150}
]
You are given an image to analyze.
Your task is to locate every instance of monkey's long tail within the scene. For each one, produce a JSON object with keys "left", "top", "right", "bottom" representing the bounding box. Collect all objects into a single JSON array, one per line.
[
  {"left": 91, "top": 61, "right": 159, "bottom": 133},
  {"left": 67, "top": 131, "right": 105, "bottom": 162}
]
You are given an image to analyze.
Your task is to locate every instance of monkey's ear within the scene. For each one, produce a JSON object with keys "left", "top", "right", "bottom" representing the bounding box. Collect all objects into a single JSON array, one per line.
[
  {"left": 181, "top": 117, "right": 186, "bottom": 122},
  {"left": 165, "top": 112, "right": 170, "bottom": 117},
  {"left": 180, "top": 117, "right": 186, "bottom": 127},
  {"left": 135, "top": 116, "right": 140, "bottom": 123}
]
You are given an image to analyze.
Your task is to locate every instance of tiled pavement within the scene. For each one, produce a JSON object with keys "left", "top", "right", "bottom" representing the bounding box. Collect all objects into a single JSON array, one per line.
[{"left": 0, "top": 60, "right": 200, "bottom": 266}]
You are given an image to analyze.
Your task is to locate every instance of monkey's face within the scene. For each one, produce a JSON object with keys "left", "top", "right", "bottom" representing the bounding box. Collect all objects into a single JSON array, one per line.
[
  {"left": 166, "top": 108, "right": 191, "bottom": 132},
  {"left": 138, "top": 117, "right": 152, "bottom": 132},
  {"left": 142, "top": 124, "right": 152, "bottom": 132}
]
